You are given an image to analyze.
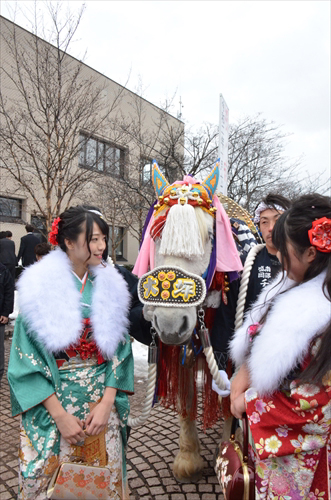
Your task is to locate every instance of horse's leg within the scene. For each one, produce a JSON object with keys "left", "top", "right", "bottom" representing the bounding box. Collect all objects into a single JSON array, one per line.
[
  {"left": 173, "top": 415, "right": 205, "bottom": 482},
  {"left": 172, "top": 363, "right": 204, "bottom": 482}
]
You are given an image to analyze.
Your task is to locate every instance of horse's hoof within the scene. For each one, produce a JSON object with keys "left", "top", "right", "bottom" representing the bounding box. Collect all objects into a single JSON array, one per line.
[
  {"left": 174, "top": 471, "right": 203, "bottom": 483},
  {"left": 173, "top": 452, "right": 204, "bottom": 483}
]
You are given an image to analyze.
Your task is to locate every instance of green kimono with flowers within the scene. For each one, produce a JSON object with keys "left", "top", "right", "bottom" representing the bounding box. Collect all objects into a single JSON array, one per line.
[{"left": 8, "top": 274, "right": 134, "bottom": 500}]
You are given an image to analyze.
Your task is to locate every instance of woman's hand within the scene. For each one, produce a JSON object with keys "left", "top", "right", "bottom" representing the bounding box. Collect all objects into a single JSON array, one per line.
[
  {"left": 85, "top": 401, "right": 112, "bottom": 436},
  {"left": 54, "top": 412, "right": 86, "bottom": 445},
  {"left": 84, "top": 387, "right": 117, "bottom": 436},
  {"left": 43, "top": 393, "right": 85, "bottom": 444},
  {"left": 230, "top": 363, "right": 251, "bottom": 403},
  {"left": 230, "top": 393, "right": 246, "bottom": 419}
]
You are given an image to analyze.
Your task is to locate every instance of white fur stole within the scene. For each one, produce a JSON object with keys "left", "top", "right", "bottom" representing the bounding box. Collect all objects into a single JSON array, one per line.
[
  {"left": 230, "top": 271, "right": 330, "bottom": 395},
  {"left": 17, "top": 249, "right": 131, "bottom": 359}
]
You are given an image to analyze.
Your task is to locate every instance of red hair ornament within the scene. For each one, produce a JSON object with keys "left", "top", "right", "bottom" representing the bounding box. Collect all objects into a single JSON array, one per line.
[
  {"left": 48, "top": 217, "right": 61, "bottom": 246},
  {"left": 308, "top": 217, "right": 331, "bottom": 253}
]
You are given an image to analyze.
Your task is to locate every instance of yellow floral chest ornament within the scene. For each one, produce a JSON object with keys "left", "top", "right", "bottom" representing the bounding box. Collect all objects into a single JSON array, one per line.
[{"left": 138, "top": 266, "right": 206, "bottom": 307}]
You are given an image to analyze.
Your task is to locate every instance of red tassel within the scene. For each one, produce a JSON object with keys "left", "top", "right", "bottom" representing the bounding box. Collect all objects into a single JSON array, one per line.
[{"left": 157, "top": 338, "right": 221, "bottom": 430}]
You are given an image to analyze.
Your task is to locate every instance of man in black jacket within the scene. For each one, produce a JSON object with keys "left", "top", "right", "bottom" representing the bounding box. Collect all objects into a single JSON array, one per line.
[
  {"left": 115, "top": 264, "right": 152, "bottom": 345},
  {"left": 0, "top": 262, "right": 15, "bottom": 383},
  {"left": 211, "top": 194, "right": 291, "bottom": 398},
  {"left": 0, "top": 231, "right": 16, "bottom": 279},
  {"left": 243, "top": 193, "right": 291, "bottom": 311},
  {"left": 17, "top": 224, "right": 41, "bottom": 268}
]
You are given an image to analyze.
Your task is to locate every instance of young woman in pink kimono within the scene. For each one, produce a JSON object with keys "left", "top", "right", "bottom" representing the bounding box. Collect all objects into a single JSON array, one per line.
[{"left": 230, "top": 194, "right": 331, "bottom": 499}]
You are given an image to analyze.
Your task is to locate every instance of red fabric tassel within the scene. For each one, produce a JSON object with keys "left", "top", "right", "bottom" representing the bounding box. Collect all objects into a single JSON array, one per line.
[
  {"left": 157, "top": 339, "right": 221, "bottom": 431},
  {"left": 150, "top": 214, "right": 168, "bottom": 240}
]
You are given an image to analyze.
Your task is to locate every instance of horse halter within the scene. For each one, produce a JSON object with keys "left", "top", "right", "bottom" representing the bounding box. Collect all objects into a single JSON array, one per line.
[
  {"left": 137, "top": 266, "right": 206, "bottom": 308},
  {"left": 137, "top": 264, "right": 212, "bottom": 362}
]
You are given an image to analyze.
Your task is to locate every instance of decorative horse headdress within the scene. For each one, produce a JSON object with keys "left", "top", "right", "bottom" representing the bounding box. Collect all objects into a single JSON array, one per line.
[{"left": 133, "top": 160, "right": 243, "bottom": 286}]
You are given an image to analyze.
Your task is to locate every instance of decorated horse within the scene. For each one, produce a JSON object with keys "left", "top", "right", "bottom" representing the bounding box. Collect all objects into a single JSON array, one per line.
[{"left": 132, "top": 160, "right": 257, "bottom": 482}]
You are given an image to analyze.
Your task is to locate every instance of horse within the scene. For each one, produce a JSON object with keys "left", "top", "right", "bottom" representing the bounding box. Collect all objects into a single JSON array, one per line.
[{"left": 133, "top": 161, "right": 249, "bottom": 482}]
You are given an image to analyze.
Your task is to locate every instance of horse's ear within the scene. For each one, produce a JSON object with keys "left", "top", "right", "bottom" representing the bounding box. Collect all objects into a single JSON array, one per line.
[
  {"left": 201, "top": 159, "right": 220, "bottom": 198},
  {"left": 152, "top": 160, "right": 169, "bottom": 198}
]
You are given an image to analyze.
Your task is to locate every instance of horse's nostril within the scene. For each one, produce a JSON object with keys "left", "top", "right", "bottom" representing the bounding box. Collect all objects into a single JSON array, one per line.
[{"left": 179, "top": 316, "right": 188, "bottom": 336}]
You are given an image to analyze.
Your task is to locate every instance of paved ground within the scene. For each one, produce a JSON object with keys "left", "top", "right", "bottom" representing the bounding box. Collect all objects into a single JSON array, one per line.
[{"left": 1, "top": 335, "right": 224, "bottom": 499}]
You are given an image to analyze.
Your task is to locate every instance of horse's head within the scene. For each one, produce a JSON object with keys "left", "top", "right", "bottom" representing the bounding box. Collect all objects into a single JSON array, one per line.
[{"left": 136, "top": 162, "right": 220, "bottom": 345}]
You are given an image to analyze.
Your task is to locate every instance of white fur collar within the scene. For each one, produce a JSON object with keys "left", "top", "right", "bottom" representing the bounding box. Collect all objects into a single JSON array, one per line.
[
  {"left": 17, "top": 249, "right": 131, "bottom": 359},
  {"left": 230, "top": 271, "right": 330, "bottom": 395}
]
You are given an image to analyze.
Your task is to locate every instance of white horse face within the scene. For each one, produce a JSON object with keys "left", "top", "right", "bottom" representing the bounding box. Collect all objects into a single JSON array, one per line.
[{"left": 144, "top": 208, "right": 214, "bottom": 345}]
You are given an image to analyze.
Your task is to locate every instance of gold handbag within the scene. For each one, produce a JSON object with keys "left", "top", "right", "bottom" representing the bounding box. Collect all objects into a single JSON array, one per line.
[{"left": 46, "top": 461, "right": 112, "bottom": 500}]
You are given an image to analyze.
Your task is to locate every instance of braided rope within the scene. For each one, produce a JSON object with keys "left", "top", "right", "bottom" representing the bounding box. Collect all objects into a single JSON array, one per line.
[
  {"left": 128, "top": 362, "right": 157, "bottom": 428},
  {"left": 234, "top": 244, "right": 265, "bottom": 330},
  {"left": 204, "top": 346, "right": 227, "bottom": 391}
]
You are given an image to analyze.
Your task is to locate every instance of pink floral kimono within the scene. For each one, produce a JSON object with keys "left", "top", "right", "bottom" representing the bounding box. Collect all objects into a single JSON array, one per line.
[
  {"left": 230, "top": 270, "right": 331, "bottom": 499},
  {"left": 246, "top": 353, "right": 331, "bottom": 499}
]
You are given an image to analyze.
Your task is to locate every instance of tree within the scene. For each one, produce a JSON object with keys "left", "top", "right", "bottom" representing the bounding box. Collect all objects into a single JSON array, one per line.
[
  {"left": 97, "top": 86, "right": 185, "bottom": 243},
  {"left": 0, "top": 4, "right": 124, "bottom": 233},
  {"left": 226, "top": 115, "right": 301, "bottom": 211},
  {"left": 175, "top": 115, "right": 326, "bottom": 214}
]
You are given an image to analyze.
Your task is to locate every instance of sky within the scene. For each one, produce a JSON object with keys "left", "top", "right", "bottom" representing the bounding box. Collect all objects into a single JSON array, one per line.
[{"left": 2, "top": 0, "right": 330, "bottom": 188}]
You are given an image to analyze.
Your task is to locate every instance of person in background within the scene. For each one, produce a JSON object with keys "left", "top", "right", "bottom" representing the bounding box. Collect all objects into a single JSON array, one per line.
[
  {"left": 0, "top": 231, "right": 16, "bottom": 279},
  {"left": 17, "top": 224, "right": 40, "bottom": 268},
  {"left": 244, "top": 193, "right": 291, "bottom": 310},
  {"left": 35, "top": 242, "right": 52, "bottom": 261},
  {"left": 0, "top": 261, "right": 15, "bottom": 385},
  {"left": 230, "top": 193, "right": 331, "bottom": 497}
]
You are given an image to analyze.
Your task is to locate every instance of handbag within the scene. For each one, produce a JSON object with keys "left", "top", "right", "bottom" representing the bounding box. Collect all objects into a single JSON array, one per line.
[
  {"left": 47, "top": 461, "right": 112, "bottom": 500},
  {"left": 215, "top": 413, "right": 255, "bottom": 500}
]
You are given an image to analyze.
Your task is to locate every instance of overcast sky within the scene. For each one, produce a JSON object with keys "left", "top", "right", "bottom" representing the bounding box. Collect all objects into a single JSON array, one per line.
[{"left": 2, "top": 0, "right": 330, "bottom": 187}]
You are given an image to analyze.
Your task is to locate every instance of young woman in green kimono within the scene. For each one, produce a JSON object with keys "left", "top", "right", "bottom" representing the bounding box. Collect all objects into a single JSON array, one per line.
[{"left": 8, "top": 206, "right": 134, "bottom": 499}]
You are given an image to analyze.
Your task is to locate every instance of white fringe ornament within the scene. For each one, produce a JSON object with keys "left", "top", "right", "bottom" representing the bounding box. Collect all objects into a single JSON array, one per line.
[{"left": 159, "top": 203, "right": 204, "bottom": 259}]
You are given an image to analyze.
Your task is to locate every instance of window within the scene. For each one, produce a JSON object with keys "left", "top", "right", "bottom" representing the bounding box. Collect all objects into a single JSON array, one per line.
[
  {"left": 79, "top": 133, "right": 125, "bottom": 179},
  {"left": 109, "top": 226, "right": 125, "bottom": 260},
  {"left": 141, "top": 159, "right": 153, "bottom": 184},
  {"left": 0, "top": 196, "right": 22, "bottom": 221},
  {"left": 31, "top": 215, "right": 47, "bottom": 242},
  {"left": 141, "top": 158, "right": 165, "bottom": 184}
]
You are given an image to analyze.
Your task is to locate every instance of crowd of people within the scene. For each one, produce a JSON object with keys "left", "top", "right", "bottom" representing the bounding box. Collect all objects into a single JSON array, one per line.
[{"left": 0, "top": 192, "right": 330, "bottom": 499}]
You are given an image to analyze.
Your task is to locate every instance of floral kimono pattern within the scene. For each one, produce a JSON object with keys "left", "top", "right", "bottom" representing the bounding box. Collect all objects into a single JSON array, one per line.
[
  {"left": 245, "top": 357, "right": 331, "bottom": 499},
  {"left": 8, "top": 274, "right": 134, "bottom": 500}
]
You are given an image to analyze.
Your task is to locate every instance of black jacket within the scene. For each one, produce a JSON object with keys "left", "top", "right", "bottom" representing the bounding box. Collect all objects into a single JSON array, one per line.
[
  {"left": 0, "top": 238, "right": 16, "bottom": 266},
  {"left": 0, "top": 262, "right": 15, "bottom": 317},
  {"left": 115, "top": 265, "right": 152, "bottom": 345},
  {"left": 243, "top": 246, "right": 281, "bottom": 311},
  {"left": 17, "top": 233, "right": 41, "bottom": 267}
]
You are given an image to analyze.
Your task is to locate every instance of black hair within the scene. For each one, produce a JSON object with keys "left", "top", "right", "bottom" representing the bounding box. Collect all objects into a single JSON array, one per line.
[
  {"left": 272, "top": 193, "right": 331, "bottom": 384},
  {"left": 56, "top": 205, "right": 109, "bottom": 263},
  {"left": 0, "top": 231, "right": 6, "bottom": 239},
  {"left": 256, "top": 193, "right": 291, "bottom": 218},
  {"left": 35, "top": 242, "right": 52, "bottom": 257},
  {"left": 25, "top": 224, "right": 35, "bottom": 233},
  {"left": 6, "top": 231, "right": 12, "bottom": 237}
]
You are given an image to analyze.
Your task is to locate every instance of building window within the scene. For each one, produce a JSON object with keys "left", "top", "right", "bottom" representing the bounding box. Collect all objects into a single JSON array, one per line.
[
  {"left": 79, "top": 133, "right": 125, "bottom": 179},
  {"left": 31, "top": 215, "right": 47, "bottom": 242},
  {"left": 141, "top": 159, "right": 152, "bottom": 184},
  {"left": 109, "top": 226, "right": 125, "bottom": 260},
  {"left": 141, "top": 158, "right": 165, "bottom": 184},
  {"left": 0, "top": 196, "right": 22, "bottom": 221}
]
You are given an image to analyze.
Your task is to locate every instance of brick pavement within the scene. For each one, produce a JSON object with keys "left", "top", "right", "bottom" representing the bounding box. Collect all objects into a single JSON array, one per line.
[{"left": 1, "top": 337, "right": 224, "bottom": 499}]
